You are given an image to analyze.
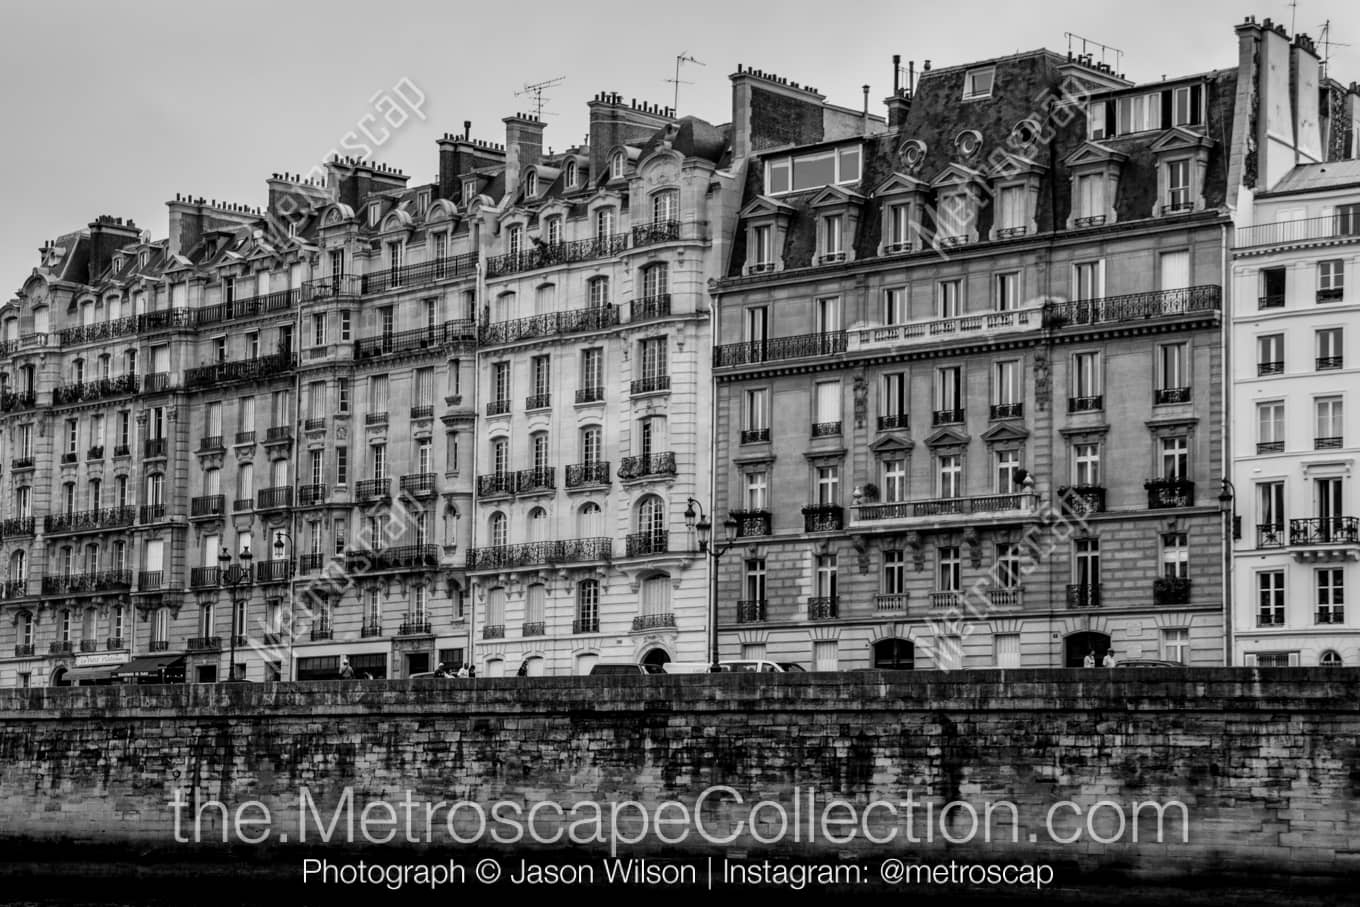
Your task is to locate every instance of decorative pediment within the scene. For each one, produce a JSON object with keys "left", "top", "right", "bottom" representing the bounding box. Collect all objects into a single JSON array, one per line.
[
  {"left": 925, "top": 427, "right": 971, "bottom": 449},
  {"left": 875, "top": 172, "right": 930, "bottom": 198},
  {"left": 930, "top": 162, "right": 985, "bottom": 190},
  {"left": 740, "top": 195, "right": 796, "bottom": 219},
  {"left": 1149, "top": 127, "right": 1212, "bottom": 154},
  {"left": 989, "top": 151, "right": 1048, "bottom": 179},
  {"left": 980, "top": 422, "right": 1030, "bottom": 443},
  {"left": 868, "top": 434, "right": 914, "bottom": 454},
  {"left": 1063, "top": 141, "right": 1127, "bottom": 168},
  {"left": 322, "top": 204, "right": 356, "bottom": 226},
  {"left": 809, "top": 184, "right": 865, "bottom": 209}
]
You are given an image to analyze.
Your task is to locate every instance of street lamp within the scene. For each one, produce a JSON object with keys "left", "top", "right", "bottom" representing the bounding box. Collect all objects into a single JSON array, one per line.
[
  {"left": 1218, "top": 477, "right": 1236, "bottom": 667},
  {"left": 219, "top": 542, "right": 253, "bottom": 682},
  {"left": 684, "top": 498, "right": 739, "bottom": 672}
]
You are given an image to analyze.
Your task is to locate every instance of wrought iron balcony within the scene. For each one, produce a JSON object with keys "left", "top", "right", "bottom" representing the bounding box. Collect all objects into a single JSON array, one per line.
[
  {"left": 477, "top": 473, "right": 515, "bottom": 497},
  {"left": 625, "top": 531, "right": 668, "bottom": 557},
  {"left": 714, "top": 331, "right": 846, "bottom": 368},
  {"left": 58, "top": 315, "right": 139, "bottom": 345},
  {"left": 525, "top": 393, "right": 551, "bottom": 410},
  {"left": 191, "top": 495, "right": 225, "bottom": 517},
  {"left": 233, "top": 498, "right": 252, "bottom": 512},
  {"left": 632, "top": 220, "right": 680, "bottom": 247},
  {"left": 298, "top": 484, "right": 328, "bottom": 505},
  {"left": 257, "top": 486, "right": 294, "bottom": 510},
  {"left": 87, "top": 445, "right": 104, "bottom": 460},
  {"left": 565, "top": 461, "right": 611, "bottom": 488},
  {"left": 990, "top": 402, "right": 1024, "bottom": 420},
  {"left": 356, "top": 478, "right": 391, "bottom": 501},
  {"left": 255, "top": 559, "right": 294, "bottom": 583},
  {"left": 1318, "top": 356, "right": 1344, "bottom": 370},
  {"left": 875, "top": 594, "right": 909, "bottom": 612},
  {"left": 184, "top": 352, "right": 295, "bottom": 389},
  {"left": 741, "top": 428, "right": 771, "bottom": 444},
  {"left": 10, "top": 456, "right": 34, "bottom": 470},
  {"left": 618, "top": 452, "right": 676, "bottom": 480},
  {"left": 1258, "top": 294, "right": 1285, "bottom": 309},
  {"left": 629, "top": 294, "right": 671, "bottom": 322},
  {"left": 399, "top": 473, "right": 437, "bottom": 497},
  {"left": 466, "top": 538, "right": 613, "bottom": 570},
  {"left": 80, "top": 639, "right": 98, "bottom": 653},
  {"left": 302, "top": 274, "right": 363, "bottom": 301},
  {"left": 144, "top": 438, "right": 168, "bottom": 458},
  {"left": 1155, "top": 386, "right": 1191, "bottom": 404},
  {"left": 14, "top": 644, "right": 34, "bottom": 657},
  {"left": 1042, "top": 285, "right": 1221, "bottom": 328},
  {"left": 143, "top": 373, "right": 172, "bottom": 393},
  {"left": 41, "top": 571, "right": 132, "bottom": 594},
  {"left": 61, "top": 452, "right": 78, "bottom": 464},
  {"left": 43, "top": 507, "right": 136, "bottom": 533},
  {"left": 1318, "top": 287, "right": 1345, "bottom": 303},
  {"left": 807, "top": 597, "right": 839, "bottom": 620},
  {"left": 50, "top": 641, "right": 74, "bottom": 654},
  {"left": 114, "top": 444, "right": 131, "bottom": 457},
  {"left": 482, "top": 624, "right": 506, "bottom": 639},
  {"left": 344, "top": 545, "right": 441, "bottom": 573},
  {"left": 856, "top": 494, "right": 1028, "bottom": 523},
  {"left": 303, "top": 417, "right": 326, "bottom": 432},
  {"left": 1257, "top": 441, "right": 1284, "bottom": 454},
  {"left": 736, "top": 600, "right": 767, "bottom": 623},
  {"left": 1258, "top": 360, "right": 1285, "bottom": 376},
  {"left": 1058, "top": 486, "right": 1106, "bottom": 516},
  {"left": 1145, "top": 479, "right": 1194, "bottom": 509},
  {"left": 1256, "top": 523, "right": 1286, "bottom": 548},
  {"left": 106, "top": 637, "right": 125, "bottom": 650},
  {"left": 137, "top": 570, "right": 163, "bottom": 590},
  {"left": 516, "top": 467, "right": 555, "bottom": 493},
  {"left": 631, "top": 375, "right": 671, "bottom": 395},
  {"left": 365, "top": 412, "right": 389, "bottom": 425},
  {"left": 1316, "top": 436, "right": 1344, "bottom": 450},
  {"left": 485, "top": 232, "right": 630, "bottom": 277},
  {"left": 932, "top": 409, "right": 965, "bottom": 425},
  {"left": 522, "top": 621, "right": 546, "bottom": 637},
  {"left": 811, "top": 421, "right": 842, "bottom": 437},
  {"left": 235, "top": 430, "right": 256, "bottom": 445},
  {"left": 486, "top": 399, "right": 511, "bottom": 416},
  {"left": 52, "top": 374, "right": 140, "bottom": 406},
  {"left": 731, "top": 510, "right": 771, "bottom": 537},
  {"left": 360, "top": 253, "right": 478, "bottom": 294},
  {"left": 1068, "top": 395, "right": 1103, "bottom": 412},
  {"left": 1066, "top": 583, "right": 1101, "bottom": 609},
  {"left": 576, "top": 386, "right": 605, "bottom": 404},
  {"left": 299, "top": 554, "right": 327, "bottom": 572},
  {"left": 409, "top": 405, "right": 433, "bottom": 420},
  {"left": 1237, "top": 213, "right": 1360, "bottom": 248},
  {"left": 631, "top": 613, "right": 676, "bottom": 631},
  {"left": 572, "top": 617, "right": 599, "bottom": 634},
  {"left": 186, "top": 636, "right": 221, "bottom": 652},
  {"left": 0, "top": 390, "right": 37, "bottom": 412},
  {"left": 1153, "top": 576, "right": 1192, "bottom": 605},
  {"left": 398, "top": 620, "right": 433, "bottom": 636},
  {"left": 480, "top": 304, "right": 620, "bottom": 345},
  {"left": 265, "top": 425, "right": 293, "bottom": 443},
  {"left": 138, "top": 504, "right": 166, "bottom": 523},
  {"left": 360, "top": 621, "right": 383, "bottom": 638},
  {"left": 353, "top": 322, "right": 475, "bottom": 361},
  {"left": 190, "top": 566, "right": 221, "bottom": 587},
  {"left": 802, "top": 505, "right": 844, "bottom": 532},
  {"left": 1, "top": 579, "right": 28, "bottom": 598},
  {"left": 310, "top": 626, "right": 333, "bottom": 641},
  {"left": 0, "top": 517, "right": 35, "bottom": 538},
  {"left": 1289, "top": 517, "right": 1360, "bottom": 546},
  {"left": 194, "top": 288, "right": 300, "bottom": 327}
]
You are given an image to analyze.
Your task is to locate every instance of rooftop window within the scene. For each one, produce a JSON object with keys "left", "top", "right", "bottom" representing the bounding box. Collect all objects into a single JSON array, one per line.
[
  {"left": 963, "top": 67, "right": 995, "bottom": 100},
  {"left": 765, "top": 145, "right": 861, "bottom": 195}
]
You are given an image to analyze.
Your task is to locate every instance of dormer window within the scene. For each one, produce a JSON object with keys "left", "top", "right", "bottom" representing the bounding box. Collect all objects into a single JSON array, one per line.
[
  {"left": 287, "top": 221, "right": 298, "bottom": 238},
  {"left": 995, "top": 186, "right": 1026, "bottom": 236},
  {"left": 1064, "top": 142, "right": 1126, "bottom": 230},
  {"left": 1165, "top": 160, "right": 1191, "bottom": 212},
  {"left": 1150, "top": 128, "right": 1210, "bottom": 218},
  {"left": 740, "top": 196, "right": 794, "bottom": 275},
  {"left": 462, "top": 178, "right": 477, "bottom": 201},
  {"left": 525, "top": 171, "right": 538, "bottom": 197},
  {"left": 819, "top": 214, "right": 845, "bottom": 263},
  {"left": 1073, "top": 173, "right": 1107, "bottom": 225},
  {"left": 962, "top": 67, "right": 995, "bottom": 100},
  {"left": 565, "top": 160, "right": 578, "bottom": 188},
  {"left": 610, "top": 152, "right": 626, "bottom": 180},
  {"left": 885, "top": 203, "right": 913, "bottom": 254},
  {"left": 751, "top": 225, "right": 773, "bottom": 271},
  {"left": 368, "top": 205, "right": 381, "bottom": 228},
  {"left": 139, "top": 251, "right": 148, "bottom": 268},
  {"left": 417, "top": 191, "right": 430, "bottom": 215}
]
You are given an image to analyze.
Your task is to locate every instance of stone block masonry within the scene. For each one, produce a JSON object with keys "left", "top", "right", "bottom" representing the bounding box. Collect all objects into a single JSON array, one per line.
[{"left": 0, "top": 669, "right": 1357, "bottom": 891}]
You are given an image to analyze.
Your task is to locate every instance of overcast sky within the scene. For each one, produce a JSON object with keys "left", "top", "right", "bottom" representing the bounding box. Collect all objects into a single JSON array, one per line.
[{"left": 0, "top": 0, "right": 1353, "bottom": 295}]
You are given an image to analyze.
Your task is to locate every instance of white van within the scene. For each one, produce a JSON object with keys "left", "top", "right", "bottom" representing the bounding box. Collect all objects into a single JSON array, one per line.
[
  {"left": 661, "top": 662, "right": 712, "bottom": 674},
  {"left": 716, "top": 660, "right": 784, "bottom": 673}
]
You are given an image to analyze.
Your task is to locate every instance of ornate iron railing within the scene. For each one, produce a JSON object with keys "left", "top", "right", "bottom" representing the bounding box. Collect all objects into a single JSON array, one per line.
[
  {"left": 1153, "top": 576, "right": 1192, "bottom": 605},
  {"left": 1237, "top": 213, "right": 1360, "bottom": 249},
  {"left": 1042, "top": 285, "right": 1221, "bottom": 328},
  {"left": 1145, "top": 479, "right": 1194, "bottom": 509},
  {"left": 625, "top": 531, "right": 668, "bottom": 557},
  {"left": 856, "top": 494, "right": 1026, "bottom": 521},
  {"left": 565, "top": 462, "right": 611, "bottom": 488},
  {"left": 184, "top": 352, "right": 295, "bottom": 389},
  {"left": 807, "top": 597, "right": 839, "bottom": 620},
  {"left": 485, "top": 232, "right": 631, "bottom": 277},
  {"left": 361, "top": 253, "right": 478, "bottom": 294},
  {"left": 737, "top": 600, "right": 767, "bottom": 622},
  {"left": 629, "top": 294, "right": 671, "bottom": 322},
  {"left": 467, "top": 538, "right": 613, "bottom": 570},
  {"left": 1289, "top": 517, "right": 1360, "bottom": 545},
  {"left": 479, "top": 304, "right": 619, "bottom": 346},
  {"left": 631, "top": 613, "right": 676, "bottom": 631},
  {"left": 344, "top": 545, "right": 441, "bottom": 572},
  {"left": 714, "top": 331, "right": 847, "bottom": 368},
  {"left": 618, "top": 452, "right": 676, "bottom": 480},
  {"left": 516, "top": 467, "right": 555, "bottom": 493},
  {"left": 43, "top": 507, "right": 136, "bottom": 533},
  {"left": 41, "top": 571, "right": 133, "bottom": 594},
  {"left": 1066, "top": 583, "right": 1101, "bottom": 609},
  {"left": 731, "top": 510, "right": 771, "bottom": 537},
  {"left": 52, "top": 374, "right": 139, "bottom": 406},
  {"left": 802, "top": 505, "right": 844, "bottom": 532},
  {"left": 354, "top": 322, "right": 475, "bottom": 361}
]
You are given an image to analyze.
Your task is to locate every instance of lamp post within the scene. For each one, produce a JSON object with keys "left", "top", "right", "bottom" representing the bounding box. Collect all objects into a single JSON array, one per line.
[
  {"left": 219, "top": 542, "right": 253, "bottom": 682},
  {"left": 271, "top": 530, "right": 294, "bottom": 681},
  {"left": 684, "top": 498, "right": 739, "bottom": 672},
  {"left": 1218, "top": 478, "right": 1236, "bottom": 667}
]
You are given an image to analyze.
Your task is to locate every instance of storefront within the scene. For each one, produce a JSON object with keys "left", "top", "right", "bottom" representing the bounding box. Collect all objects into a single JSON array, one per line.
[
  {"left": 112, "top": 653, "right": 186, "bottom": 685},
  {"left": 65, "top": 652, "right": 127, "bottom": 686}
]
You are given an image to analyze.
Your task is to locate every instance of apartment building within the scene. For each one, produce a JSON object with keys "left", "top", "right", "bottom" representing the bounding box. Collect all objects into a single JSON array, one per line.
[{"left": 1230, "top": 26, "right": 1360, "bottom": 666}]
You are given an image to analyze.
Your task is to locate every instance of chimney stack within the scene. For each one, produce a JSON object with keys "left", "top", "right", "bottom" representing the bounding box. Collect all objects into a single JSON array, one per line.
[{"left": 503, "top": 114, "right": 546, "bottom": 197}]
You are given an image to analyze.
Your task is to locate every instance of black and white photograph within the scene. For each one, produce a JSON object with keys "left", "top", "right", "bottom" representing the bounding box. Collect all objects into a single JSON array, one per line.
[{"left": 0, "top": 0, "right": 1357, "bottom": 903}]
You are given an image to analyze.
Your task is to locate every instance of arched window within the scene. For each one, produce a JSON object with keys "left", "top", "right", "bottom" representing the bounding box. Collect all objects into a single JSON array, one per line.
[
  {"left": 565, "top": 160, "right": 578, "bottom": 188},
  {"left": 578, "top": 502, "right": 603, "bottom": 538},
  {"left": 17, "top": 610, "right": 33, "bottom": 648},
  {"left": 495, "top": 290, "right": 515, "bottom": 320},
  {"left": 641, "top": 262, "right": 668, "bottom": 298},
  {"left": 873, "top": 638, "right": 915, "bottom": 670},
  {"left": 531, "top": 431, "right": 550, "bottom": 469},
  {"left": 527, "top": 507, "right": 548, "bottom": 543},
  {"left": 575, "top": 652, "right": 598, "bottom": 675},
  {"left": 525, "top": 171, "right": 537, "bottom": 197},
  {"left": 488, "top": 512, "right": 508, "bottom": 548},
  {"left": 545, "top": 216, "right": 562, "bottom": 246},
  {"left": 485, "top": 657, "right": 505, "bottom": 678},
  {"left": 610, "top": 151, "right": 626, "bottom": 180},
  {"left": 651, "top": 189, "right": 678, "bottom": 224},
  {"left": 633, "top": 496, "right": 667, "bottom": 555},
  {"left": 1321, "top": 650, "right": 1343, "bottom": 667}
]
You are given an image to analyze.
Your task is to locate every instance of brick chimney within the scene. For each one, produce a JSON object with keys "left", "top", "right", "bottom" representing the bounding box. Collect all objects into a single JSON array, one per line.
[
  {"left": 729, "top": 64, "right": 827, "bottom": 163},
  {"left": 436, "top": 122, "right": 507, "bottom": 201},
  {"left": 586, "top": 93, "right": 673, "bottom": 181},
  {"left": 884, "top": 55, "right": 912, "bottom": 129},
  {"left": 265, "top": 172, "right": 332, "bottom": 225},
  {"left": 1292, "top": 33, "right": 1323, "bottom": 165},
  {"left": 86, "top": 216, "right": 141, "bottom": 280},
  {"left": 503, "top": 115, "right": 546, "bottom": 198}
]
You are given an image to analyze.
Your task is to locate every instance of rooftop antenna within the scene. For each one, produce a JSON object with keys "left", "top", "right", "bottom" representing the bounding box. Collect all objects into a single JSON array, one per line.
[
  {"left": 666, "top": 52, "right": 705, "bottom": 113},
  {"left": 1290, "top": 0, "right": 1298, "bottom": 35},
  {"left": 515, "top": 76, "right": 565, "bottom": 120},
  {"left": 1318, "top": 20, "right": 1350, "bottom": 81},
  {"left": 1064, "top": 31, "right": 1124, "bottom": 72}
]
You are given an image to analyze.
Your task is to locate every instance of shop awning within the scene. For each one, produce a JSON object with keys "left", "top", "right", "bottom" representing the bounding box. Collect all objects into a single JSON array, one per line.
[
  {"left": 64, "top": 665, "right": 121, "bottom": 683},
  {"left": 113, "top": 654, "right": 185, "bottom": 677}
]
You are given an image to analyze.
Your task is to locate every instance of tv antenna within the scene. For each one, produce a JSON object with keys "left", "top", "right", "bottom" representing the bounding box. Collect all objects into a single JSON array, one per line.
[
  {"left": 1318, "top": 20, "right": 1350, "bottom": 80},
  {"left": 515, "top": 76, "right": 565, "bottom": 120},
  {"left": 1064, "top": 32, "right": 1123, "bottom": 72},
  {"left": 666, "top": 52, "right": 705, "bottom": 113}
]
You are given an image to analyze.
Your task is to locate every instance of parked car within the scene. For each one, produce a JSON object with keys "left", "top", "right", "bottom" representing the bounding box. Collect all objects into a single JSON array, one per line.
[
  {"left": 589, "top": 663, "right": 653, "bottom": 676},
  {"left": 717, "top": 660, "right": 785, "bottom": 673},
  {"left": 776, "top": 662, "right": 807, "bottom": 672},
  {"left": 1112, "top": 659, "right": 1185, "bottom": 668},
  {"left": 661, "top": 662, "right": 713, "bottom": 674}
]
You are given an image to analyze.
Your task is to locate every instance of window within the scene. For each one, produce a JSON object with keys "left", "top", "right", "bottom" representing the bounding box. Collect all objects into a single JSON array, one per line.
[
  {"left": 994, "top": 360, "right": 1019, "bottom": 410},
  {"left": 815, "top": 464, "right": 840, "bottom": 505},
  {"left": 578, "top": 425, "right": 603, "bottom": 465},
  {"left": 937, "top": 546, "right": 961, "bottom": 592},
  {"left": 882, "top": 458, "right": 907, "bottom": 502},
  {"left": 530, "top": 355, "right": 550, "bottom": 404},
  {"left": 333, "top": 518, "right": 346, "bottom": 556},
  {"left": 491, "top": 361, "right": 511, "bottom": 406},
  {"left": 491, "top": 438, "right": 508, "bottom": 475},
  {"left": 881, "top": 372, "right": 907, "bottom": 428},
  {"left": 744, "top": 469, "right": 768, "bottom": 510},
  {"left": 370, "top": 443, "right": 386, "bottom": 479},
  {"left": 1257, "top": 571, "right": 1285, "bottom": 626},
  {"left": 639, "top": 337, "right": 667, "bottom": 381},
  {"left": 1160, "top": 436, "right": 1188, "bottom": 480},
  {"left": 1172, "top": 84, "right": 1202, "bottom": 126},
  {"left": 1161, "top": 628, "right": 1189, "bottom": 664},
  {"left": 488, "top": 512, "right": 508, "bottom": 548},
  {"left": 1257, "top": 402, "right": 1285, "bottom": 453},
  {"left": 814, "top": 380, "right": 841, "bottom": 430},
  {"left": 750, "top": 224, "right": 773, "bottom": 270},
  {"left": 995, "top": 185, "right": 1026, "bottom": 233},
  {"left": 937, "top": 279, "right": 961, "bottom": 318},
  {"left": 994, "top": 634, "right": 1021, "bottom": 668},
  {"left": 651, "top": 189, "right": 677, "bottom": 223},
  {"left": 815, "top": 554, "right": 838, "bottom": 598},
  {"left": 1316, "top": 397, "right": 1344, "bottom": 447},
  {"left": 815, "top": 296, "right": 840, "bottom": 333},
  {"left": 66, "top": 419, "right": 78, "bottom": 454},
  {"left": 595, "top": 207, "right": 615, "bottom": 238},
  {"left": 610, "top": 152, "right": 625, "bottom": 180},
  {"left": 564, "top": 159, "right": 578, "bottom": 188},
  {"left": 962, "top": 66, "right": 995, "bottom": 99},
  {"left": 580, "top": 348, "right": 603, "bottom": 397},
  {"left": 1319, "top": 260, "right": 1345, "bottom": 301},
  {"left": 336, "top": 377, "right": 350, "bottom": 414},
  {"left": 1157, "top": 343, "right": 1188, "bottom": 400},
  {"left": 938, "top": 453, "right": 962, "bottom": 498},
  {"left": 1073, "top": 260, "right": 1103, "bottom": 301},
  {"left": 641, "top": 263, "right": 668, "bottom": 299},
  {"left": 339, "top": 311, "right": 351, "bottom": 341},
  {"left": 531, "top": 432, "right": 550, "bottom": 470},
  {"left": 1317, "top": 328, "right": 1343, "bottom": 369},
  {"left": 935, "top": 366, "right": 962, "bottom": 420},
  {"left": 883, "top": 287, "right": 906, "bottom": 325},
  {"left": 505, "top": 225, "right": 523, "bottom": 258},
  {"left": 1258, "top": 333, "right": 1284, "bottom": 375},
  {"left": 995, "top": 449, "right": 1020, "bottom": 493},
  {"left": 1317, "top": 568, "right": 1345, "bottom": 624},
  {"left": 995, "top": 272, "right": 1018, "bottom": 311},
  {"left": 576, "top": 580, "right": 600, "bottom": 631},
  {"left": 818, "top": 213, "right": 843, "bottom": 261},
  {"left": 1071, "top": 351, "right": 1101, "bottom": 409},
  {"left": 743, "top": 388, "right": 769, "bottom": 440},
  {"left": 764, "top": 145, "right": 862, "bottom": 194},
  {"left": 311, "top": 312, "right": 326, "bottom": 347},
  {"left": 525, "top": 171, "right": 537, "bottom": 197},
  {"left": 1166, "top": 159, "right": 1191, "bottom": 210},
  {"left": 882, "top": 550, "right": 906, "bottom": 595},
  {"left": 813, "top": 641, "right": 838, "bottom": 672},
  {"left": 1321, "top": 650, "right": 1343, "bottom": 667},
  {"left": 1073, "top": 173, "right": 1106, "bottom": 223},
  {"left": 1256, "top": 481, "right": 1285, "bottom": 544},
  {"left": 996, "top": 543, "right": 1021, "bottom": 589},
  {"left": 1161, "top": 531, "right": 1188, "bottom": 579},
  {"left": 885, "top": 203, "right": 912, "bottom": 251},
  {"left": 1074, "top": 537, "right": 1100, "bottom": 588}
]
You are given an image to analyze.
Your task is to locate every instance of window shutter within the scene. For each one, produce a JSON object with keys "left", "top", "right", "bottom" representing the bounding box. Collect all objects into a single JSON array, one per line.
[
  {"left": 1160, "top": 90, "right": 1173, "bottom": 129},
  {"left": 1103, "top": 101, "right": 1115, "bottom": 138}
]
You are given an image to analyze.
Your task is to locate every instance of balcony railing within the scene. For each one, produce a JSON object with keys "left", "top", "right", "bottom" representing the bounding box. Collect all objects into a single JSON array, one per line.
[
  {"left": 80, "top": 639, "right": 99, "bottom": 653},
  {"left": 477, "top": 473, "right": 515, "bottom": 496},
  {"left": 143, "top": 372, "right": 172, "bottom": 393},
  {"left": 255, "top": 559, "right": 294, "bottom": 583},
  {"left": 731, "top": 510, "right": 772, "bottom": 537},
  {"left": 354, "top": 322, "right": 475, "bottom": 361},
  {"left": 355, "top": 478, "right": 391, "bottom": 501},
  {"left": 624, "top": 531, "right": 668, "bottom": 557},
  {"left": 0, "top": 517, "right": 35, "bottom": 537},
  {"left": 303, "top": 275, "right": 363, "bottom": 301},
  {"left": 990, "top": 402, "right": 1023, "bottom": 420},
  {"left": 394, "top": 620, "right": 432, "bottom": 637},
  {"left": 1256, "top": 523, "right": 1286, "bottom": 548},
  {"left": 10, "top": 456, "right": 34, "bottom": 471},
  {"left": 1066, "top": 583, "right": 1102, "bottom": 609},
  {"left": 143, "top": 438, "right": 168, "bottom": 458},
  {"left": 1058, "top": 486, "right": 1106, "bottom": 516},
  {"left": 466, "top": 538, "right": 613, "bottom": 570},
  {"left": 631, "top": 375, "right": 671, "bottom": 395},
  {"left": 810, "top": 421, "right": 842, "bottom": 437},
  {"left": 1237, "top": 213, "right": 1360, "bottom": 249},
  {"left": 516, "top": 467, "right": 555, "bottom": 493},
  {"left": 930, "top": 592, "right": 961, "bottom": 610},
  {"left": 106, "top": 637, "right": 125, "bottom": 650},
  {"left": 399, "top": 473, "right": 437, "bottom": 497},
  {"left": 137, "top": 570, "right": 163, "bottom": 590},
  {"left": 233, "top": 498, "right": 252, "bottom": 512},
  {"left": 184, "top": 352, "right": 295, "bottom": 389},
  {"left": 565, "top": 462, "right": 611, "bottom": 488},
  {"left": 344, "top": 545, "right": 441, "bottom": 573},
  {"left": 1145, "top": 479, "right": 1194, "bottom": 509},
  {"left": 310, "top": 626, "right": 333, "bottom": 642},
  {"left": 298, "top": 484, "right": 328, "bottom": 505},
  {"left": 265, "top": 425, "right": 292, "bottom": 443},
  {"left": 714, "top": 331, "right": 847, "bottom": 368},
  {"left": 149, "top": 640, "right": 170, "bottom": 652},
  {"left": 1042, "top": 285, "right": 1221, "bottom": 328},
  {"left": 854, "top": 494, "right": 1027, "bottom": 522},
  {"left": 851, "top": 308, "right": 1039, "bottom": 354},
  {"left": 138, "top": 504, "right": 166, "bottom": 523},
  {"left": 1153, "top": 576, "right": 1192, "bottom": 605},
  {"left": 58, "top": 316, "right": 139, "bottom": 345},
  {"left": 50, "top": 641, "right": 74, "bottom": 654},
  {"left": 1068, "top": 395, "right": 1103, "bottom": 412},
  {"left": 573, "top": 618, "right": 600, "bottom": 634},
  {"left": 932, "top": 409, "right": 964, "bottom": 426},
  {"left": 631, "top": 613, "right": 676, "bottom": 631},
  {"left": 486, "top": 399, "right": 511, "bottom": 416},
  {"left": 1289, "top": 517, "right": 1360, "bottom": 546},
  {"left": 807, "top": 597, "right": 839, "bottom": 620},
  {"left": 741, "top": 428, "right": 771, "bottom": 444},
  {"left": 485, "top": 232, "right": 630, "bottom": 277},
  {"left": 0, "top": 390, "right": 37, "bottom": 412},
  {"left": 1318, "top": 356, "right": 1344, "bottom": 370},
  {"left": 190, "top": 495, "right": 225, "bottom": 517},
  {"left": 618, "top": 452, "right": 676, "bottom": 480},
  {"left": 87, "top": 446, "right": 104, "bottom": 460},
  {"left": 299, "top": 554, "right": 327, "bottom": 572},
  {"left": 14, "top": 644, "right": 34, "bottom": 657},
  {"left": 875, "top": 594, "right": 909, "bottom": 612},
  {"left": 632, "top": 220, "right": 680, "bottom": 247},
  {"left": 1257, "top": 440, "right": 1284, "bottom": 454},
  {"left": 576, "top": 386, "right": 604, "bottom": 404},
  {"left": 1, "top": 579, "right": 28, "bottom": 598},
  {"left": 361, "top": 253, "right": 478, "bottom": 294},
  {"left": 525, "top": 393, "right": 552, "bottom": 410},
  {"left": 1259, "top": 294, "right": 1285, "bottom": 309},
  {"left": 1258, "top": 361, "right": 1284, "bottom": 376},
  {"left": 629, "top": 294, "right": 671, "bottom": 322},
  {"left": 799, "top": 504, "right": 843, "bottom": 532},
  {"left": 522, "top": 622, "right": 546, "bottom": 637},
  {"left": 190, "top": 566, "right": 221, "bottom": 587},
  {"left": 480, "top": 304, "right": 620, "bottom": 346},
  {"left": 303, "top": 418, "right": 325, "bottom": 432},
  {"left": 41, "top": 571, "right": 132, "bottom": 594},
  {"left": 361, "top": 621, "right": 383, "bottom": 638},
  {"left": 736, "top": 600, "right": 767, "bottom": 623},
  {"left": 1316, "top": 436, "right": 1344, "bottom": 450},
  {"left": 235, "top": 430, "right": 256, "bottom": 445},
  {"left": 194, "top": 288, "right": 301, "bottom": 327},
  {"left": 114, "top": 444, "right": 131, "bottom": 457},
  {"left": 187, "top": 636, "right": 222, "bottom": 652},
  {"left": 365, "top": 412, "right": 389, "bottom": 426},
  {"left": 43, "top": 507, "right": 136, "bottom": 534},
  {"left": 257, "top": 486, "right": 294, "bottom": 510},
  {"left": 1155, "top": 387, "right": 1191, "bottom": 405},
  {"left": 52, "top": 374, "right": 139, "bottom": 406},
  {"left": 482, "top": 625, "right": 506, "bottom": 639}
]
